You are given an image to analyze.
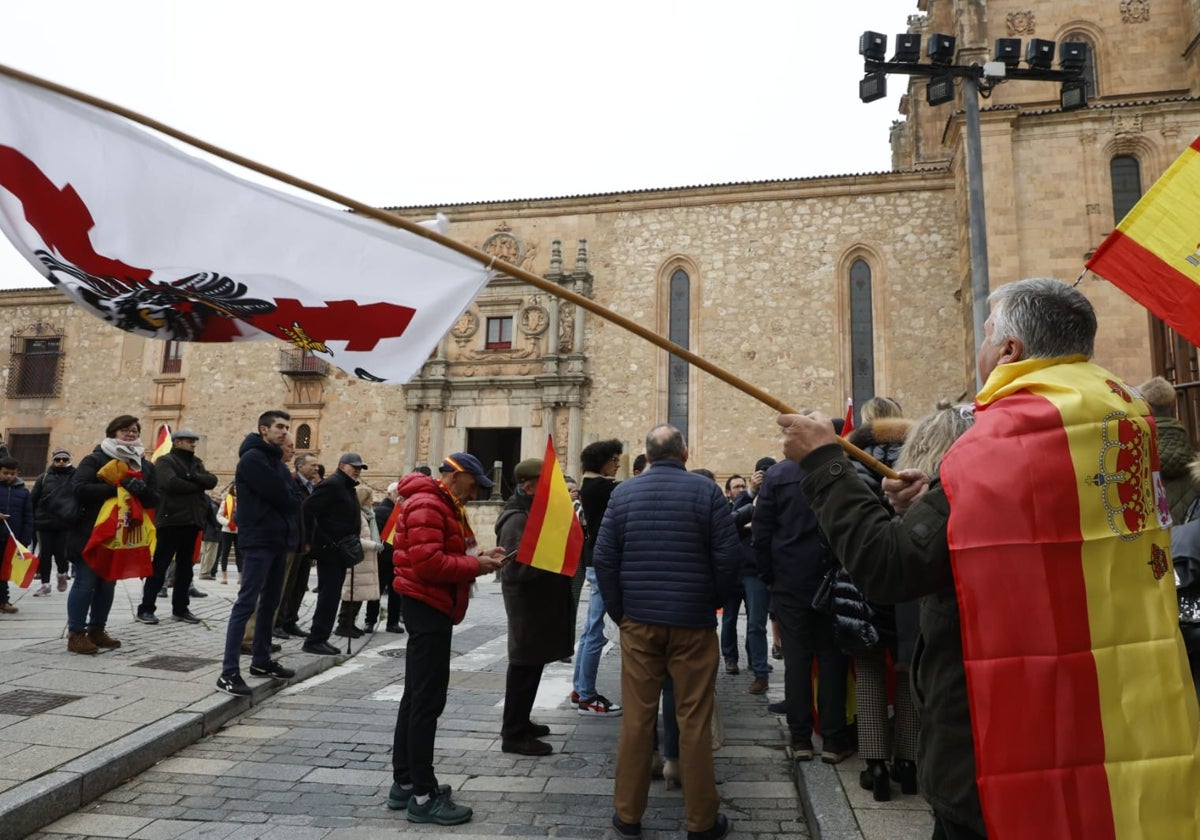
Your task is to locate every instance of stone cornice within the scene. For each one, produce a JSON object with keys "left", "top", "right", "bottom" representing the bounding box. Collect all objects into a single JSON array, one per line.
[{"left": 380, "top": 170, "right": 954, "bottom": 222}]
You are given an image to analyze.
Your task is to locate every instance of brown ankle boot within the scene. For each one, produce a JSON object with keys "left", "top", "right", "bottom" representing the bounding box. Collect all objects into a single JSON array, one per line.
[
  {"left": 68, "top": 630, "right": 99, "bottom": 655},
  {"left": 87, "top": 627, "right": 122, "bottom": 648}
]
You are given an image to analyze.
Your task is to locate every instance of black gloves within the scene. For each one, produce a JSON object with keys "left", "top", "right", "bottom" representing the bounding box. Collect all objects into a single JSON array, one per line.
[{"left": 122, "top": 476, "right": 147, "bottom": 496}]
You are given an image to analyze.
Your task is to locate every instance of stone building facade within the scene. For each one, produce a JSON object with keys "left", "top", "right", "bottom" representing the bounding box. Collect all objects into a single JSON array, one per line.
[{"left": 1, "top": 0, "right": 1198, "bottom": 495}]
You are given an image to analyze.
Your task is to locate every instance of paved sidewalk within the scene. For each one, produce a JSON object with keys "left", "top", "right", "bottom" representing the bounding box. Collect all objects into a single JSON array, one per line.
[{"left": 0, "top": 573, "right": 933, "bottom": 838}]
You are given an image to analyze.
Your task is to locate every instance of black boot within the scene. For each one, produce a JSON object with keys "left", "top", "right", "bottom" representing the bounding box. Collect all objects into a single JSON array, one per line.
[
  {"left": 859, "top": 759, "right": 891, "bottom": 801},
  {"left": 892, "top": 758, "right": 917, "bottom": 795}
]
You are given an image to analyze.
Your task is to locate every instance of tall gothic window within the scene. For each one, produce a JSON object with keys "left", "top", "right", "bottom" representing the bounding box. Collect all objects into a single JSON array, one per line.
[
  {"left": 1110, "top": 155, "right": 1141, "bottom": 224},
  {"left": 668, "top": 269, "right": 690, "bottom": 440},
  {"left": 849, "top": 259, "right": 875, "bottom": 415}
]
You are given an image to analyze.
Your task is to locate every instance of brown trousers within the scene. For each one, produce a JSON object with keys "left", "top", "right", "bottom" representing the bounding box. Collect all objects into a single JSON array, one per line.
[{"left": 614, "top": 618, "right": 719, "bottom": 832}]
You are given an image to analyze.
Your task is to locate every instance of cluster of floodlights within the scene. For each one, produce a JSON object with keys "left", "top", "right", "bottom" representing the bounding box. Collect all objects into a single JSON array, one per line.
[{"left": 858, "top": 31, "right": 1089, "bottom": 111}]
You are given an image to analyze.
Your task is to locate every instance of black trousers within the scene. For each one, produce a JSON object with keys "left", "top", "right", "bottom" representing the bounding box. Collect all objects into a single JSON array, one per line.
[
  {"left": 392, "top": 595, "right": 452, "bottom": 795},
  {"left": 502, "top": 663, "right": 545, "bottom": 739},
  {"left": 932, "top": 815, "right": 986, "bottom": 840},
  {"left": 305, "top": 560, "right": 346, "bottom": 643},
  {"left": 378, "top": 549, "right": 402, "bottom": 626},
  {"left": 773, "top": 590, "right": 849, "bottom": 743},
  {"left": 36, "top": 529, "right": 69, "bottom": 582},
  {"left": 279, "top": 552, "right": 312, "bottom": 626},
  {"left": 140, "top": 526, "right": 199, "bottom": 614}
]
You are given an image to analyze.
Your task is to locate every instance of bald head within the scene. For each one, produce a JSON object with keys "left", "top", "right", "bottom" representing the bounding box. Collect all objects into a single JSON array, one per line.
[{"left": 645, "top": 424, "right": 687, "bottom": 464}]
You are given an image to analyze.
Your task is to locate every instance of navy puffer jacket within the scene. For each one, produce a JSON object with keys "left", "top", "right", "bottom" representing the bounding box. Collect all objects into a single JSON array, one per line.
[{"left": 593, "top": 460, "right": 740, "bottom": 628}]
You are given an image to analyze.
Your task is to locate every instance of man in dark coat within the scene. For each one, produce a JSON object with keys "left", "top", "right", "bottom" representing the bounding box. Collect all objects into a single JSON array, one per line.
[
  {"left": 593, "top": 424, "right": 739, "bottom": 840},
  {"left": 374, "top": 480, "right": 404, "bottom": 634},
  {"left": 135, "top": 429, "right": 217, "bottom": 625},
  {"left": 301, "top": 451, "right": 367, "bottom": 655},
  {"left": 496, "top": 458, "right": 575, "bottom": 756},
  {"left": 276, "top": 452, "right": 319, "bottom": 638},
  {"left": 217, "top": 410, "right": 299, "bottom": 696},
  {"left": 30, "top": 448, "right": 76, "bottom": 596}
]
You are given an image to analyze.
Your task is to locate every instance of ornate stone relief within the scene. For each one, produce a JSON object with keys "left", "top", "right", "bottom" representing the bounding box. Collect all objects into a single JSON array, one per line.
[
  {"left": 1120, "top": 0, "right": 1149, "bottom": 23},
  {"left": 451, "top": 310, "right": 479, "bottom": 341},
  {"left": 519, "top": 303, "right": 549, "bottom": 336},
  {"left": 482, "top": 224, "right": 524, "bottom": 268},
  {"left": 1006, "top": 11, "right": 1035, "bottom": 35},
  {"left": 1113, "top": 114, "right": 1144, "bottom": 135},
  {"left": 558, "top": 302, "right": 576, "bottom": 352}
]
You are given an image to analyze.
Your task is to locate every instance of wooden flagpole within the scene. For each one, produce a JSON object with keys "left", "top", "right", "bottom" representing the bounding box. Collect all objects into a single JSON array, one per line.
[{"left": 0, "top": 63, "right": 899, "bottom": 480}]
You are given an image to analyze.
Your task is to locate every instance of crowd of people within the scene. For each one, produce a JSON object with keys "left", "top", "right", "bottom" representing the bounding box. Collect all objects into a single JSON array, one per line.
[{"left": 3, "top": 278, "right": 1200, "bottom": 838}]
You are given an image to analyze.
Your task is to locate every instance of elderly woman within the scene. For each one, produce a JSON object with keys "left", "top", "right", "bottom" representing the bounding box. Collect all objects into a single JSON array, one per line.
[
  {"left": 335, "top": 484, "right": 385, "bottom": 638},
  {"left": 66, "top": 414, "right": 159, "bottom": 654}
]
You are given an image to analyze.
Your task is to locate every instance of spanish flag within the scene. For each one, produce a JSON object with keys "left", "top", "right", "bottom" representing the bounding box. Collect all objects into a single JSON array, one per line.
[
  {"left": 940, "top": 356, "right": 1200, "bottom": 839},
  {"left": 1086, "top": 134, "right": 1200, "bottom": 346},
  {"left": 380, "top": 500, "right": 402, "bottom": 546},
  {"left": 150, "top": 424, "right": 172, "bottom": 463},
  {"left": 516, "top": 436, "right": 584, "bottom": 577},
  {"left": 82, "top": 485, "right": 155, "bottom": 581},
  {"left": 1, "top": 523, "right": 38, "bottom": 588}
]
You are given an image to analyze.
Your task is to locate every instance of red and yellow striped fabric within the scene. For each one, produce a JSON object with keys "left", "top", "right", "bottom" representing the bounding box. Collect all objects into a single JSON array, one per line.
[
  {"left": 940, "top": 357, "right": 1200, "bottom": 838},
  {"left": 1, "top": 528, "right": 38, "bottom": 588},
  {"left": 516, "top": 436, "right": 584, "bottom": 577},
  {"left": 82, "top": 486, "right": 156, "bottom": 581},
  {"left": 150, "top": 424, "right": 172, "bottom": 463},
  {"left": 1086, "top": 135, "right": 1200, "bottom": 346},
  {"left": 380, "top": 500, "right": 402, "bottom": 547}
]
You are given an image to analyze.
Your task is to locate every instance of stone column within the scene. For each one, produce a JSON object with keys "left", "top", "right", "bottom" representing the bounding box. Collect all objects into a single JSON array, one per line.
[
  {"left": 567, "top": 404, "right": 583, "bottom": 479},
  {"left": 404, "top": 408, "right": 420, "bottom": 470},
  {"left": 429, "top": 408, "right": 445, "bottom": 467}
]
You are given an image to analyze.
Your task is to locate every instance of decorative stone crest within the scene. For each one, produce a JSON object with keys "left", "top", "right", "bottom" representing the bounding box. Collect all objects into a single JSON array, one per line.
[
  {"left": 1113, "top": 113, "right": 1144, "bottom": 135},
  {"left": 451, "top": 310, "right": 479, "bottom": 341},
  {"left": 1120, "top": 0, "right": 1149, "bottom": 23},
  {"left": 1006, "top": 11, "right": 1035, "bottom": 35},
  {"left": 483, "top": 225, "right": 524, "bottom": 268},
  {"left": 519, "top": 304, "right": 549, "bottom": 336}
]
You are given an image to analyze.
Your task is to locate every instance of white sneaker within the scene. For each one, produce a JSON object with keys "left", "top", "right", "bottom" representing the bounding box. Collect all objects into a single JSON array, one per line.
[{"left": 32, "top": 583, "right": 52, "bottom": 597}]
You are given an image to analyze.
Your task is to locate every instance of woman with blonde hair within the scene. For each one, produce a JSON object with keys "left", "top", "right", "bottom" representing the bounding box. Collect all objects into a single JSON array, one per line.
[{"left": 335, "top": 484, "right": 384, "bottom": 637}]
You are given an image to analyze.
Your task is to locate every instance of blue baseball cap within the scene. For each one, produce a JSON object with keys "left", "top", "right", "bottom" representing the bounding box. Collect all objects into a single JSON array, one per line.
[{"left": 439, "top": 452, "right": 494, "bottom": 488}]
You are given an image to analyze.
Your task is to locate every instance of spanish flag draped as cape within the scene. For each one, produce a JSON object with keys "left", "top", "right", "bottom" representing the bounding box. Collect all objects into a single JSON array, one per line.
[
  {"left": 82, "top": 484, "right": 155, "bottom": 581},
  {"left": 939, "top": 356, "right": 1200, "bottom": 839}
]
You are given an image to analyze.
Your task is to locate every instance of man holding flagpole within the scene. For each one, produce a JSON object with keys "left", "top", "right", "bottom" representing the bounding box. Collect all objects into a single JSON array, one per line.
[{"left": 778, "top": 278, "right": 1200, "bottom": 839}]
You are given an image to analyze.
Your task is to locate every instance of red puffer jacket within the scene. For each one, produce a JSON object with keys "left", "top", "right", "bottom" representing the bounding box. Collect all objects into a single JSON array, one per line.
[{"left": 392, "top": 473, "right": 481, "bottom": 624}]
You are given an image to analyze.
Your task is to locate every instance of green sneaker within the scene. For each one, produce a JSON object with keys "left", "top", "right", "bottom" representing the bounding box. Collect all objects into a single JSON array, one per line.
[
  {"left": 387, "top": 782, "right": 451, "bottom": 811},
  {"left": 405, "top": 789, "right": 472, "bottom": 825}
]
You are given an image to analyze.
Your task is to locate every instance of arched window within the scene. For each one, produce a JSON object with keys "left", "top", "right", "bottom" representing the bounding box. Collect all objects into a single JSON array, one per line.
[
  {"left": 1110, "top": 155, "right": 1142, "bottom": 223},
  {"left": 667, "top": 269, "right": 690, "bottom": 440},
  {"left": 296, "top": 423, "right": 312, "bottom": 450},
  {"left": 1063, "top": 34, "right": 1098, "bottom": 100},
  {"left": 849, "top": 259, "right": 875, "bottom": 413}
]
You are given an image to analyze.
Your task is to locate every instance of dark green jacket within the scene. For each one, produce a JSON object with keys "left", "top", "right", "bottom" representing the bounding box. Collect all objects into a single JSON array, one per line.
[
  {"left": 800, "top": 443, "right": 984, "bottom": 836},
  {"left": 1156, "top": 417, "right": 1200, "bottom": 524}
]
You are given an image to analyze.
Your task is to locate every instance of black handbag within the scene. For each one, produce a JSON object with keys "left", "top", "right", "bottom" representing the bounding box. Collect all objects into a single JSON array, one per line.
[{"left": 316, "top": 530, "right": 364, "bottom": 569}]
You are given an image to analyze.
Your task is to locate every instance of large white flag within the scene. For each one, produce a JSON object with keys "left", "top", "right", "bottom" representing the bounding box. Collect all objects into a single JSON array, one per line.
[{"left": 0, "top": 74, "right": 491, "bottom": 383}]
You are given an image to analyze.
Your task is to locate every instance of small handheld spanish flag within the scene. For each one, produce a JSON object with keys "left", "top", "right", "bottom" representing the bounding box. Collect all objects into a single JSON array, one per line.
[
  {"left": 1, "top": 522, "right": 38, "bottom": 588},
  {"left": 516, "top": 436, "right": 584, "bottom": 577},
  {"left": 150, "top": 424, "right": 172, "bottom": 463}
]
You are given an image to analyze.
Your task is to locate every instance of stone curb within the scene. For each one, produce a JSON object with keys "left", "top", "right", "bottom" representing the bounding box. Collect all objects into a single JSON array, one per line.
[
  {"left": 776, "top": 717, "right": 863, "bottom": 840},
  {"left": 0, "top": 653, "right": 344, "bottom": 839}
]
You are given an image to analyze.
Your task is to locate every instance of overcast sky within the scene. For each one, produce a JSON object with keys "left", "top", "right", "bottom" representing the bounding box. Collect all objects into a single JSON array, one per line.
[{"left": 0, "top": 1, "right": 915, "bottom": 290}]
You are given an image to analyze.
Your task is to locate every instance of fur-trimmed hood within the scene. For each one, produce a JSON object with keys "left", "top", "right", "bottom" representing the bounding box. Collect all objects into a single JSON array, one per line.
[{"left": 847, "top": 417, "right": 913, "bottom": 448}]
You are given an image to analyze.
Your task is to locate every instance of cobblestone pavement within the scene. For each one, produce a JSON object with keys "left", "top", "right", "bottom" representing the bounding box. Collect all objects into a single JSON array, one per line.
[{"left": 22, "top": 577, "right": 814, "bottom": 839}]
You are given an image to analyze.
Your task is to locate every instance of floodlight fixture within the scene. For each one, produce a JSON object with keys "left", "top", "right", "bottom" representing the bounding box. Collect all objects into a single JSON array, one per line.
[
  {"left": 926, "top": 73, "right": 956, "bottom": 106},
  {"left": 927, "top": 33, "right": 956, "bottom": 65},
  {"left": 893, "top": 33, "right": 921, "bottom": 63},
  {"left": 860, "top": 72, "right": 887, "bottom": 104},
  {"left": 994, "top": 38, "right": 1022, "bottom": 69},
  {"left": 1026, "top": 38, "right": 1056, "bottom": 70},
  {"left": 1060, "top": 41, "right": 1088, "bottom": 72},
  {"left": 859, "top": 31, "right": 887, "bottom": 63},
  {"left": 1060, "top": 78, "right": 1088, "bottom": 111}
]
